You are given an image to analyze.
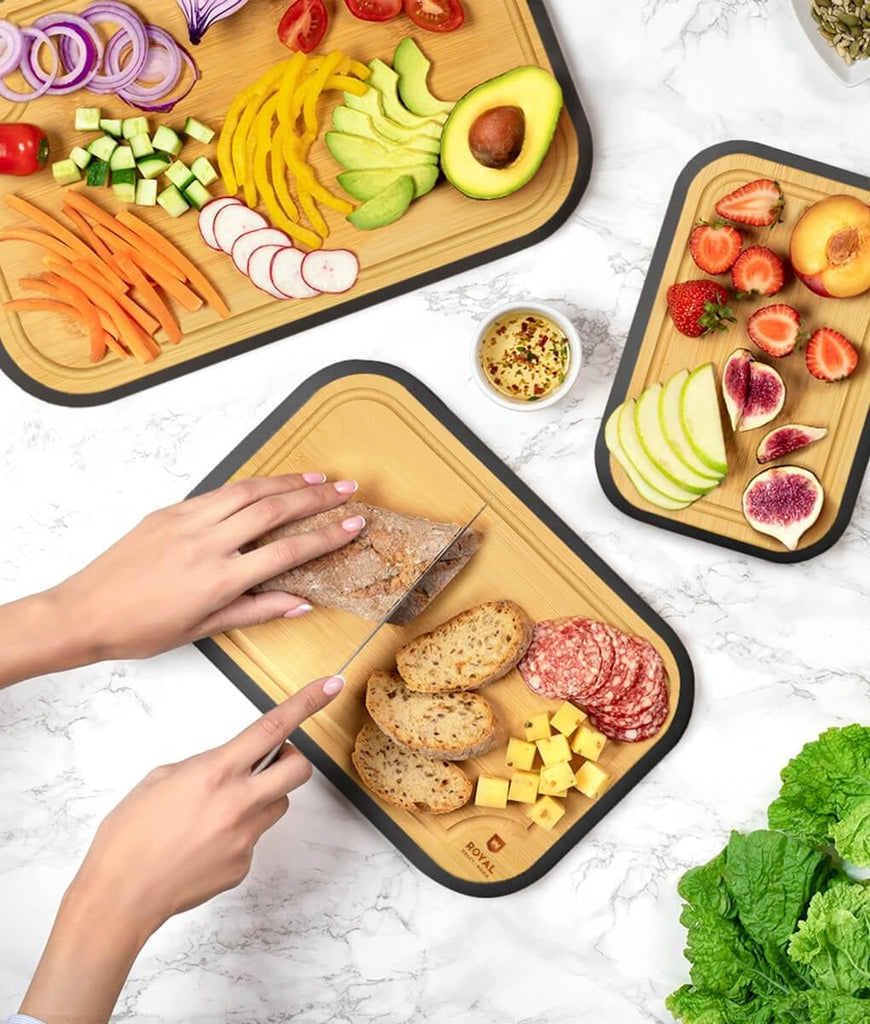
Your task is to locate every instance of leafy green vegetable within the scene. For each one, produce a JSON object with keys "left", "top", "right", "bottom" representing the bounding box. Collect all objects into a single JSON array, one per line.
[{"left": 789, "top": 881, "right": 870, "bottom": 995}]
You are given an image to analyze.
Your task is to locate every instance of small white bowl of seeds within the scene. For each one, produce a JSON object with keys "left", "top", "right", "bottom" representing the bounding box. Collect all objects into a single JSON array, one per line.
[{"left": 793, "top": 0, "right": 870, "bottom": 85}]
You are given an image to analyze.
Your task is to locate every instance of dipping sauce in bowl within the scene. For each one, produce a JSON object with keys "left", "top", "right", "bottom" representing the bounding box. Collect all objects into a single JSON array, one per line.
[{"left": 479, "top": 310, "right": 571, "bottom": 403}]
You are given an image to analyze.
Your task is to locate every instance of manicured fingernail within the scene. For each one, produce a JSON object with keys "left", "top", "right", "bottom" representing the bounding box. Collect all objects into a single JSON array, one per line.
[
  {"left": 322, "top": 675, "right": 345, "bottom": 696},
  {"left": 284, "top": 603, "right": 313, "bottom": 619},
  {"left": 303, "top": 472, "right": 326, "bottom": 484},
  {"left": 341, "top": 515, "right": 366, "bottom": 533},
  {"left": 334, "top": 480, "right": 358, "bottom": 495}
]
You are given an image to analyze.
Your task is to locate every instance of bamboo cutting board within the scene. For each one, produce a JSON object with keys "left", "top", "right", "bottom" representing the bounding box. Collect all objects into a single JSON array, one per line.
[
  {"left": 192, "top": 363, "right": 693, "bottom": 896},
  {"left": 0, "top": 0, "right": 590, "bottom": 406},
  {"left": 596, "top": 142, "right": 870, "bottom": 563}
]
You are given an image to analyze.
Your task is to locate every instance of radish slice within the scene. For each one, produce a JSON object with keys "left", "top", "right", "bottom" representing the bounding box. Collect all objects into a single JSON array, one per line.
[
  {"left": 271, "top": 248, "right": 320, "bottom": 299},
  {"left": 199, "top": 197, "right": 241, "bottom": 251},
  {"left": 301, "top": 249, "right": 359, "bottom": 294},
  {"left": 231, "top": 228, "right": 292, "bottom": 276},
  {"left": 213, "top": 205, "right": 269, "bottom": 255},
  {"left": 248, "top": 244, "right": 287, "bottom": 299}
]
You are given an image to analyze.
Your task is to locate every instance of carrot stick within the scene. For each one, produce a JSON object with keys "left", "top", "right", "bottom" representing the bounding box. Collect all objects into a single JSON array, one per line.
[
  {"left": 69, "top": 259, "right": 159, "bottom": 336},
  {"left": 20, "top": 274, "right": 101, "bottom": 329},
  {"left": 116, "top": 210, "right": 230, "bottom": 319},
  {"left": 62, "top": 205, "right": 132, "bottom": 288},
  {"left": 116, "top": 253, "right": 182, "bottom": 345},
  {"left": 126, "top": 249, "right": 203, "bottom": 312},
  {"left": 4, "top": 298, "right": 92, "bottom": 327},
  {"left": 5, "top": 193, "right": 104, "bottom": 264},
  {"left": 41, "top": 270, "right": 124, "bottom": 352},
  {"left": 0, "top": 228, "right": 79, "bottom": 262},
  {"left": 89, "top": 328, "right": 108, "bottom": 362}
]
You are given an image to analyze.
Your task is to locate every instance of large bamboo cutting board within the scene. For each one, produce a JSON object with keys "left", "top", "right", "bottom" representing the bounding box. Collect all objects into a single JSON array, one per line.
[
  {"left": 0, "top": 0, "right": 590, "bottom": 406},
  {"left": 192, "top": 363, "right": 693, "bottom": 896},
  {"left": 596, "top": 142, "right": 870, "bottom": 563}
]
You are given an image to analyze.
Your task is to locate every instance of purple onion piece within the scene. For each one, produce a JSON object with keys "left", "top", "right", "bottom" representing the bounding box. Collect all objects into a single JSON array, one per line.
[
  {"left": 176, "top": 0, "right": 251, "bottom": 45},
  {"left": 0, "top": 19, "right": 24, "bottom": 78}
]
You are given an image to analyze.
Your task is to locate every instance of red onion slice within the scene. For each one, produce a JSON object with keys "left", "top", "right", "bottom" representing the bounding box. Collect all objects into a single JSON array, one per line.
[
  {"left": 27, "top": 16, "right": 102, "bottom": 94},
  {"left": 0, "top": 27, "right": 57, "bottom": 102},
  {"left": 176, "top": 0, "right": 251, "bottom": 45},
  {"left": 0, "top": 19, "right": 23, "bottom": 78},
  {"left": 80, "top": 1, "right": 149, "bottom": 93},
  {"left": 118, "top": 26, "right": 200, "bottom": 112}
]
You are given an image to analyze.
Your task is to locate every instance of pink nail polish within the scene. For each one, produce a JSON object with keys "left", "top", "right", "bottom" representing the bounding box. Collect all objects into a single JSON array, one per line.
[
  {"left": 284, "top": 604, "right": 313, "bottom": 618},
  {"left": 322, "top": 676, "right": 345, "bottom": 696},
  {"left": 303, "top": 472, "right": 326, "bottom": 484},
  {"left": 334, "top": 480, "right": 358, "bottom": 495},
  {"left": 341, "top": 515, "right": 366, "bottom": 533}
]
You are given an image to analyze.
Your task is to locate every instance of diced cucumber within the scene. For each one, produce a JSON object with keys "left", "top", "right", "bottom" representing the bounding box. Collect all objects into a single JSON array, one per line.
[
  {"left": 99, "top": 118, "right": 123, "bottom": 138},
  {"left": 183, "top": 116, "right": 215, "bottom": 145},
  {"left": 137, "top": 155, "right": 171, "bottom": 179},
  {"left": 111, "top": 168, "right": 137, "bottom": 186},
  {"left": 69, "top": 146, "right": 92, "bottom": 170},
  {"left": 165, "top": 160, "right": 194, "bottom": 191},
  {"left": 74, "top": 107, "right": 101, "bottom": 132},
  {"left": 157, "top": 183, "right": 189, "bottom": 218},
  {"left": 135, "top": 178, "right": 158, "bottom": 207},
  {"left": 152, "top": 125, "right": 183, "bottom": 156},
  {"left": 52, "top": 159, "right": 81, "bottom": 186},
  {"left": 129, "top": 132, "right": 154, "bottom": 159},
  {"left": 122, "top": 116, "right": 149, "bottom": 140},
  {"left": 183, "top": 179, "right": 210, "bottom": 211},
  {"left": 112, "top": 168, "right": 137, "bottom": 203},
  {"left": 86, "top": 160, "right": 109, "bottom": 187},
  {"left": 109, "top": 145, "right": 135, "bottom": 171},
  {"left": 87, "top": 135, "right": 118, "bottom": 162},
  {"left": 190, "top": 155, "right": 218, "bottom": 187}
]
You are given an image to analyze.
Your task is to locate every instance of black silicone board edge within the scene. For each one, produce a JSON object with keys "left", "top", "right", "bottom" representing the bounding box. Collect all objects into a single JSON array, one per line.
[
  {"left": 595, "top": 140, "right": 870, "bottom": 564},
  {"left": 190, "top": 360, "right": 695, "bottom": 897},
  {"left": 0, "top": 0, "right": 594, "bottom": 409}
]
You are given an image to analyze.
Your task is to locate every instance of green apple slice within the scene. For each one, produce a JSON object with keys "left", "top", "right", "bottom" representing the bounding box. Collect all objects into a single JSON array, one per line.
[
  {"left": 617, "top": 400, "right": 699, "bottom": 505},
  {"left": 605, "top": 406, "right": 693, "bottom": 511},
  {"left": 680, "top": 364, "right": 728, "bottom": 476},
  {"left": 660, "top": 369, "right": 722, "bottom": 483},
  {"left": 635, "top": 383, "right": 719, "bottom": 495}
]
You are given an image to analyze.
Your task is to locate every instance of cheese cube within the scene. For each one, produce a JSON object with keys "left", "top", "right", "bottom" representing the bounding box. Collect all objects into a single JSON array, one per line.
[
  {"left": 536, "top": 733, "right": 572, "bottom": 767},
  {"left": 549, "top": 701, "right": 587, "bottom": 737},
  {"left": 574, "top": 761, "right": 610, "bottom": 800},
  {"left": 539, "top": 761, "right": 576, "bottom": 795},
  {"left": 523, "top": 712, "right": 551, "bottom": 742},
  {"left": 526, "top": 795, "right": 566, "bottom": 831},
  {"left": 505, "top": 737, "right": 537, "bottom": 772},
  {"left": 571, "top": 724, "right": 607, "bottom": 761},
  {"left": 475, "top": 775, "right": 510, "bottom": 809},
  {"left": 508, "top": 770, "right": 539, "bottom": 804}
]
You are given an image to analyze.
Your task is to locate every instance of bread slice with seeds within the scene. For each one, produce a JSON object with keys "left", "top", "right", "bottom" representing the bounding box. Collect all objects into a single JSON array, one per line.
[
  {"left": 365, "top": 670, "right": 498, "bottom": 760},
  {"left": 396, "top": 600, "right": 534, "bottom": 693},
  {"left": 351, "top": 723, "right": 472, "bottom": 814}
]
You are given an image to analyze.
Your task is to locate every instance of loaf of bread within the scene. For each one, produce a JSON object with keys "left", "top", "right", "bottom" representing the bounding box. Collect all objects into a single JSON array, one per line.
[
  {"left": 365, "top": 670, "right": 498, "bottom": 760},
  {"left": 351, "top": 723, "right": 473, "bottom": 814},
  {"left": 396, "top": 600, "right": 534, "bottom": 693},
  {"left": 250, "top": 501, "right": 482, "bottom": 623}
]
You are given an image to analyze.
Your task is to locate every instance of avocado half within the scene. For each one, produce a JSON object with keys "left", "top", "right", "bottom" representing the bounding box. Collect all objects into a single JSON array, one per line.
[{"left": 440, "top": 66, "right": 564, "bottom": 200}]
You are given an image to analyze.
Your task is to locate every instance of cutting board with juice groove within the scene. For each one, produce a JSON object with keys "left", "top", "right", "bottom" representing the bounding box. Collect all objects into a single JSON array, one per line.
[
  {"left": 595, "top": 142, "right": 870, "bottom": 563},
  {"left": 191, "top": 362, "right": 694, "bottom": 896},
  {"left": 0, "top": 0, "right": 591, "bottom": 407}
]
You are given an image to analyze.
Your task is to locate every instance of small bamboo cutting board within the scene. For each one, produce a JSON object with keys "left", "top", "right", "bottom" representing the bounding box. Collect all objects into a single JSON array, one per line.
[
  {"left": 193, "top": 363, "right": 693, "bottom": 896},
  {"left": 596, "top": 143, "right": 870, "bottom": 562},
  {"left": 0, "top": 0, "right": 590, "bottom": 405}
]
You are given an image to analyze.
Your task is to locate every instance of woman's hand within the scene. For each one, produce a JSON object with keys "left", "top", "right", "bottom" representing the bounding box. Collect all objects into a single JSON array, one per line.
[
  {"left": 18, "top": 675, "right": 345, "bottom": 1024},
  {"left": 0, "top": 473, "right": 364, "bottom": 686}
]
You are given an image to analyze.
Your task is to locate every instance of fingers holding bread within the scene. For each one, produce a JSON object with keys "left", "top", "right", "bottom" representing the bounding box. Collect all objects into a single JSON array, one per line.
[{"left": 187, "top": 473, "right": 328, "bottom": 522}]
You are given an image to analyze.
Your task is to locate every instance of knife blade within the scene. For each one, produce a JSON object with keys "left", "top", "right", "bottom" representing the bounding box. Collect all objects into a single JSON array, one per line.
[{"left": 251, "top": 503, "right": 488, "bottom": 775}]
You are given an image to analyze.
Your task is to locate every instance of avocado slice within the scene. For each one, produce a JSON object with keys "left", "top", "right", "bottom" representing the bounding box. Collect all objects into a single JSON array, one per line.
[
  {"left": 345, "top": 87, "right": 442, "bottom": 144},
  {"left": 326, "top": 132, "right": 437, "bottom": 171},
  {"left": 347, "top": 175, "right": 415, "bottom": 231},
  {"left": 367, "top": 59, "right": 447, "bottom": 131},
  {"left": 338, "top": 165, "right": 439, "bottom": 202},
  {"left": 440, "top": 66, "right": 563, "bottom": 200},
  {"left": 393, "top": 37, "right": 454, "bottom": 119},
  {"left": 332, "top": 106, "right": 441, "bottom": 157}
]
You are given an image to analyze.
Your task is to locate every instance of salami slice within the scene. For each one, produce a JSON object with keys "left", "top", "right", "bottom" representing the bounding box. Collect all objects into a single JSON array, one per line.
[
  {"left": 550, "top": 618, "right": 604, "bottom": 702},
  {"left": 518, "top": 620, "right": 572, "bottom": 698},
  {"left": 591, "top": 636, "right": 665, "bottom": 720},
  {"left": 592, "top": 697, "right": 669, "bottom": 742}
]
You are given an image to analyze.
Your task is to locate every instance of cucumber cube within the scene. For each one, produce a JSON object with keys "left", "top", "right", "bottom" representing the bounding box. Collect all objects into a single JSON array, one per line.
[
  {"left": 183, "top": 116, "right": 215, "bottom": 145},
  {"left": 74, "top": 107, "right": 101, "bottom": 132},
  {"left": 86, "top": 160, "right": 109, "bottom": 187},
  {"left": 135, "top": 178, "right": 158, "bottom": 207},
  {"left": 112, "top": 168, "right": 137, "bottom": 203},
  {"left": 69, "top": 146, "right": 92, "bottom": 170},
  {"left": 52, "top": 159, "right": 81, "bottom": 186},
  {"left": 190, "top": 156, "right": 218, "bottom": 187},
  {"left": 137, "top": 155, "right": 171, "bottom": 180},
  {"left": 87, "top": 135, "right": 118, "bottom": 162},
  {"left": 183, "top": 179, "right": 211, "bottom": 211},
  {"left": 156, "top": 183, "right": 189, "bottom": 218},
  {"left": 99, "top": 118, "right": 123, "bottom": 138},
  {"left": 165, "top": 160, "right": 194, "bottom": 191},
  {"left": 152, "top": 125, "right": 183, "bottom": 156},
  {"left": 129, "top": 132, "right": 154, "bottom": 159},
  {"left": 122, "top": 116, "right": 149, "bottom": 140},
  {"left": 109, "top": 145, "right": 135, "bottom": 171}
]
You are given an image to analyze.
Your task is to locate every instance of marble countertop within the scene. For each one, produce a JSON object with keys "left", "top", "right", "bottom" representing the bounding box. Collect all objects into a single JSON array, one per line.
[{"left": 2, "top": 1, "right": 868, "bottom": 1020}]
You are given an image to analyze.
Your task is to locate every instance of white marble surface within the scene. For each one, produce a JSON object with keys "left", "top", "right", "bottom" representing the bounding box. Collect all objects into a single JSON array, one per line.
[{"left": 1, "top": 1, "right": 869, "bottom": 1020}]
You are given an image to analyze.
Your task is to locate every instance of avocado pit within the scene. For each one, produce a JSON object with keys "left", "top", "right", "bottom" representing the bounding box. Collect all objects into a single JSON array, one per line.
[{"left": 469, "top": 105, "right": 526, "bottom": 170}]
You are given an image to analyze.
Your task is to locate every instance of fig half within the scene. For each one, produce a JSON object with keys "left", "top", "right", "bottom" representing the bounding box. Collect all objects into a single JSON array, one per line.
[
  {"left": 756, "top": 424, "right": 828, "bottom": 464},
  {"left": 742, "top": 466, "right": 824, "bottom": 550},
  {"left": 722, "top": 348, "right": 752, "bottom": 430},
  {"left": 739, "top": 361, "right": 786, "bottom": 432}
]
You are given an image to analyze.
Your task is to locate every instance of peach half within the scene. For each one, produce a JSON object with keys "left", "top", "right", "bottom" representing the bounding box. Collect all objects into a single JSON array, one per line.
[{"left": 790, "top": 195, "right": 870, "bottom": 299}]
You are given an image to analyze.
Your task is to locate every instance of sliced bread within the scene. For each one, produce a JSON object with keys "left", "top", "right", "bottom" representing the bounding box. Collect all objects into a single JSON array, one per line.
[
  {"left": 366, "top": 670, "right": 498, "bottom": 760},
  {"left": 396, "top": 600, "right": 534, "bottom": 693},
  {"left": 352, "top": 723, "right": 472, "bottom": 814}
]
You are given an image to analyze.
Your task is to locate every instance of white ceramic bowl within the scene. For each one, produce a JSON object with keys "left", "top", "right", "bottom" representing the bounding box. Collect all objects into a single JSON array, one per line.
[
  {"left": 790, "top": 0, "right": 870, "bottom": 87},
  {"left": 471, "top": 302, "right": 582, "bottom": 411}
]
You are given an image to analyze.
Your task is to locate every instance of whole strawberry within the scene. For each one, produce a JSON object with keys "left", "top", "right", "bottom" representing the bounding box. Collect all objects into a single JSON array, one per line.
[{"left": 666, "top": 280, "right": 736, "bottom": 338}]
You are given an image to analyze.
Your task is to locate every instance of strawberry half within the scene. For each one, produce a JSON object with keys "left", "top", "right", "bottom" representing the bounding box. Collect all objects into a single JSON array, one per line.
[
  {"left": 689, "top": 221, "right": 743, "bottom": 274},
  {"left": 715, "top": 178, "right": 784, "bottom": 227},
  {"left": 731, "top": 246, "right": 785, "bottom": 298},
  {"left": 666, "top": 279, "right": 735, "bottom": 338},
  {"left": 806, "top": 328, "right": 858, "bottom": 382},
  {"left": 746, "top": 304, "right": 803, "bottom": 358}
]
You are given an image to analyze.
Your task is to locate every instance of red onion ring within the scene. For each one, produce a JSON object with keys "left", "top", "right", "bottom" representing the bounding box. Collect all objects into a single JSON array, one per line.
[
  {"left": 0, "top": 27, "right": 57, "bottom": 103},
  {"left": 79, "top": 1, "right": 148, "bottom": 93},
  {"left": 0, "top": 19, "right": 23, "bottom": 78},
  {"left": 118, "top": 26, "right": 200, "bottom": 112},
  {"left": 26, "top": 16, "right": 102, "bottom": 95}
]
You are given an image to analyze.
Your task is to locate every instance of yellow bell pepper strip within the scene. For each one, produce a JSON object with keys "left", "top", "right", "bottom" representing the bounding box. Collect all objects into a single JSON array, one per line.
[
  {"left": 231, "top": 60, "right": 293, "bottom": 199},
  {"left": 283, "top": 129, "right": 353, "bottom": 215},
  {"left": 270, "top": 128, "right": 300, "bottom": 223},
  {"left": 325, "top": 74, "right": 368, "bottom": 97},
  {"left": 276, "top": 50, "right": 308, "bottom": 140},
  {"left": 346, "top": 58, "right": 370, "bottom": 79},
  {"left": 302, "top": 50, "right": 344, "bottom": 137},
  {"left": 217, "top": 88, "right": 251, "bottom": 195}
]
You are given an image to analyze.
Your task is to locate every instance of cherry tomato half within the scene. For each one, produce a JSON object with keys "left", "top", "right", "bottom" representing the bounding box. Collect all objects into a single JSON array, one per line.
[
  {"left": 403, "top": 0, "right": 465, "bottom": 31},
  {"left": 278, "top": 0, "right": 329, "bottom": 53},
  {"left": 343, "top": 0, "right": 403, "bottom": 22}
]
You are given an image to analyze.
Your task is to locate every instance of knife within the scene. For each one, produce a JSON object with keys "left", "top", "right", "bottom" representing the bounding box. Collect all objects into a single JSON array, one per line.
[{"left": 251, "top": 503, "right": 488, "bottom": 775}]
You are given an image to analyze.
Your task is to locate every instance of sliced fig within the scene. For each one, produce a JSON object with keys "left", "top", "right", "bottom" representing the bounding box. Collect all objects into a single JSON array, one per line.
[
  {"left": 756, "top": 424, "right": 828, "bottom": 464},
  {"left": 738, "top": 361, "right": 786, "bottom": 432},
  {"left": 742, "top": 466, "right": 824, "bottom": 550},
  {"left": 722, "top": 348, "right": 752, "bottom": 431}
]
